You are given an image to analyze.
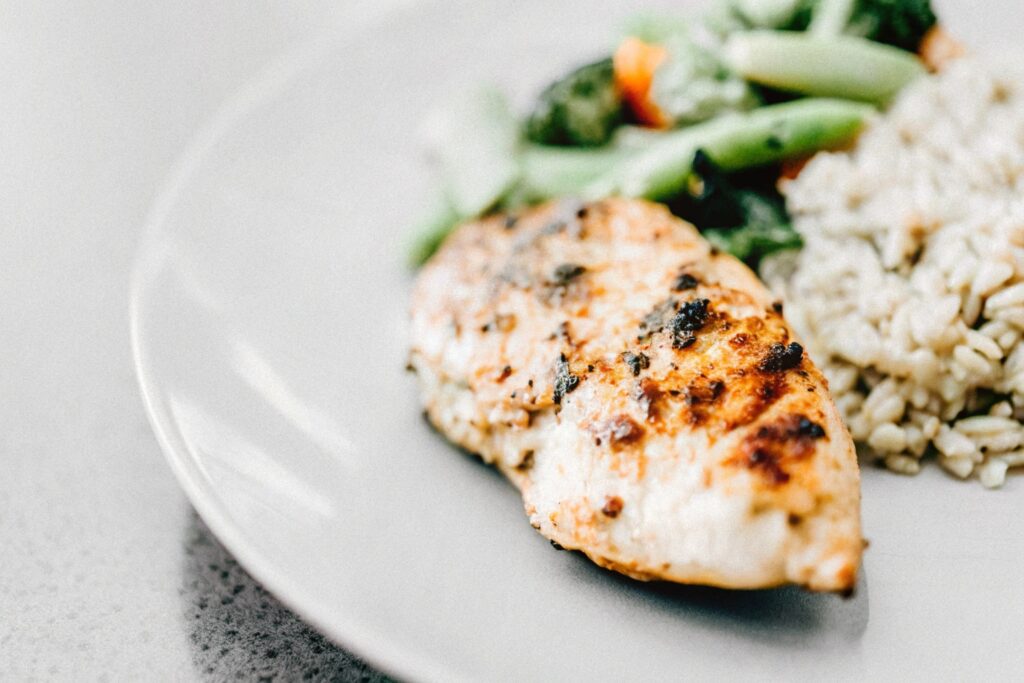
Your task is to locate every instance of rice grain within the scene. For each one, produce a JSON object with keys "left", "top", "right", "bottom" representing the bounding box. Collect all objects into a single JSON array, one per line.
[{"left": 766, "top": 57, "right": 1024, "bottom": 487}]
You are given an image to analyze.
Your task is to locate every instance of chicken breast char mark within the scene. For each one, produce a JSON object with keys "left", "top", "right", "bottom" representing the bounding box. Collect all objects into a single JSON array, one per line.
[{"left": 409, "top": 198, "right": 862, "bottom": 592}]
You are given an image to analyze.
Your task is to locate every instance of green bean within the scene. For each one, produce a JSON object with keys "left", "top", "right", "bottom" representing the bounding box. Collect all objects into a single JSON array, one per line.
[
  {"left": 584, "top": 98, "right": 874, "bottom": 200},
  {"left": 724, "top": 31, "right": 925, "bottom": 104},
  {"left": 518, "top": 144, "right": 629, "bottom": 202}
]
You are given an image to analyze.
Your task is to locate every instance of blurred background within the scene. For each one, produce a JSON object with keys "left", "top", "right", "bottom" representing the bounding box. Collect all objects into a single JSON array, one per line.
[{"left": 1, "top": 3, "right": 391, "bottom": 678}]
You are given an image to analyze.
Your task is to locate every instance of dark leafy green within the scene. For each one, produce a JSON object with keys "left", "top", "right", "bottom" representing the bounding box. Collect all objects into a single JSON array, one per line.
[
  {"left": 712, "top": 0, "right": 935, "bottom": 51},
  {"left": 843, "top": 0, "right": 937, "bottom": 51},
  {"left": 787, "top": 0, "right": 936, "bottom": 51},
  {"left": 524, "top": 58, "right": 625, "bottom": 147},
  {"left": 670, "top": 149, "right": 801, "bottom": 267},
  {"left": 704, "top": 221, "right": 803, "bottom": 265}
]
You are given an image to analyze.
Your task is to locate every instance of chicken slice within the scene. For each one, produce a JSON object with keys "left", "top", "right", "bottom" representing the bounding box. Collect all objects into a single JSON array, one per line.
[{"left": 409, "top": 198, "right": 862, "bottom": 592}]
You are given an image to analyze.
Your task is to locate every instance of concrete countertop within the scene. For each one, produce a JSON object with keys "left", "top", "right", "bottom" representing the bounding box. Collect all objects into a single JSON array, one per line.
[{"left": 1, "top": 3, "right": 390, "bottom": 679}]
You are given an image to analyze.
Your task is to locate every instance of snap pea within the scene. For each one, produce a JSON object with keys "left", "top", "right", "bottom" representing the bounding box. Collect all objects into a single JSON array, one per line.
[
  {"left": 724, "top": 31, "right": 925, "bottom": 104},
  {"left": 584, "top": 97, "right": 874, "bottom": 200},
  {"left": 517, "top": 144, "right": 630, "bottom": 202}
]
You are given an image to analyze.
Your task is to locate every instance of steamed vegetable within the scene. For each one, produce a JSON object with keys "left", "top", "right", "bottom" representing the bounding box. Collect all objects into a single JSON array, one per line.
[
  {"left": 407, "top": 194, "right": 460, "bottom": 267},
  {"left": 703, "top": 0, "right": 811, "bottom": 35},
  {"left": 518, "top": 144, "right": 629, "bottom": 201},
  {"left": 407, "top": 0, "right": 938, "bottom": 267},
  {"left": 710, "top": 0, "right": 936, "bottom": 51},
  {"left": 410, "top": 98, "right": 871, "bottom": 264},
  {"left": 613, "top": 38, "right": 672, "bottom": 128},
  {"left": 808, "top": 0, "right": 937, "bottom": 51},
  {"left": 674, "top": 150, "right": 802, "bottom": 265},
  {"left": 618, "top": 12, "right": 760, "bottom": 129},
  {"left": 409, "top": 87, "right": 519, "bottom": 266},
  {"left": 648, "top": 33, "right": 760, "bottom": 127},
  {"left": 585, "top": 98, "right": 873, "bottom": 200},
  {"left": 524, "top": 58, "right": 625, "bottom": 147},
  {"left": 707, "top": 219, "right": 803, "bottom": 264},
  {"left": 724, "top": 31, "right": 925, "bottom": 103},
  {"left": 435, "top": 86, "right": 520, "bottom": 217}
]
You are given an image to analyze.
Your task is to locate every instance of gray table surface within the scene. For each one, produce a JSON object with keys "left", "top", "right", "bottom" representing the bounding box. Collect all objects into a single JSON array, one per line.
[{"left": 1, "top": 3, "right": 391, "bottom": 679}]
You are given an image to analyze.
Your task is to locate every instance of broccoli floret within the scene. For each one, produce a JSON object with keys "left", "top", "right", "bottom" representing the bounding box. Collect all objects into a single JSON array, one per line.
[
  {"left": 524, "top": 58, "right": 625, "bottom": 147},
  {"left": 711, "top": 0, "right": 936, "bottom": 51}
]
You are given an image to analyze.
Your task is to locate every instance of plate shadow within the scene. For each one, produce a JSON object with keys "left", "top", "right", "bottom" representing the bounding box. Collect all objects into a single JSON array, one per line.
[
  {"left": 568, "top": 547, "right": 870, "bottom": 644},
  {"left": 179, "top": 510, "right": 392, "bottom": 681}
]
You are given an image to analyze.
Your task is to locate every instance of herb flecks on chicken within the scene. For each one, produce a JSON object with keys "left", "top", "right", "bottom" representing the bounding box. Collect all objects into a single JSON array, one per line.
[{"left": 409, "top": 198, "right": 863, "bottom": 592}]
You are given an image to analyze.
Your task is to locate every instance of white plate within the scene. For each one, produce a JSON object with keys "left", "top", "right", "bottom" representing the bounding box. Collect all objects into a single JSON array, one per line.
[{"left": 132, "top": 1, "right": 1024, "bottom": 679}]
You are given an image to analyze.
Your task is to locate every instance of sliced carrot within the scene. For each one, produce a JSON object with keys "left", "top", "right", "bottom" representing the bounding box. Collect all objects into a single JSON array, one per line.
[
  {"left": 613, "top": 37, "right": 671, "bottom": 129},
  {"left": 779, "top": 156, "right": 811, "bottom": 181},
  {"left": 919, "top": 26, "right": 965, "bottom": 73}
]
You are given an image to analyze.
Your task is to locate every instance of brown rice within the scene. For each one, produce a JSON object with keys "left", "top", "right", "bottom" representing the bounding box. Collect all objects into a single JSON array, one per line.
[{"left": 763, "top": 55, "right": 1024, "bottom": 488}]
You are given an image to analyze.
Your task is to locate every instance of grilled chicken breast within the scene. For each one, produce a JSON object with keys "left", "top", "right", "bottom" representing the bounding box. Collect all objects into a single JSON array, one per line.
[{"left": 409, "top": 198, "right": 862, "bottom": 592}]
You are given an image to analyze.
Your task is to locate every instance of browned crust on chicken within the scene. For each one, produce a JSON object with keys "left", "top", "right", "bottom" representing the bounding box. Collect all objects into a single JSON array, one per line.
[{"left": 409, "top": 198, "right": 862, "bottom": 592}]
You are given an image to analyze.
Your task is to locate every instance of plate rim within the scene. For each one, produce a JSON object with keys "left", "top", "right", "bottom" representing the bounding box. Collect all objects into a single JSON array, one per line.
[
  {"left": 129, "top": 3, "right": 1024, "bottom": 680},
  {"left": 128, "top": 4, "right": 456, "bottom": 680}
]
